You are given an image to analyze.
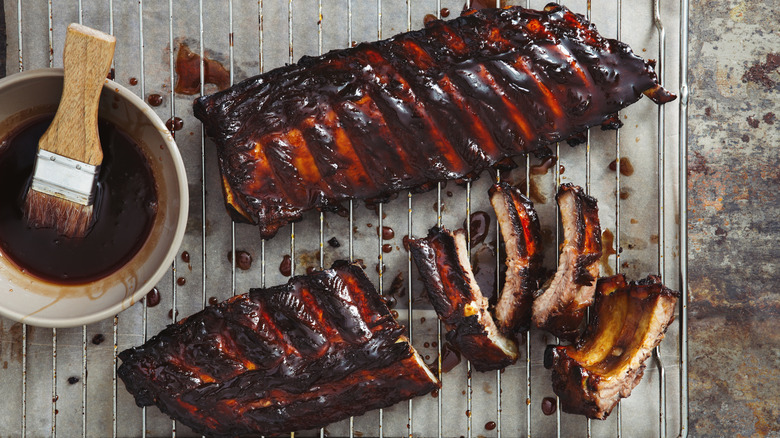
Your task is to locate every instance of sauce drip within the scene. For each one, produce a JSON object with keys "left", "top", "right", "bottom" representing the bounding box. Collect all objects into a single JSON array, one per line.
[
  {"left": 541, "top": 397, "right": 557, "bottom": 415},
  {"left": 465, "top": 0, "right": 508, "bottom": 11},
  {"left": 600, "top": 228, "right": 617, "bottom": 276},
  {"left": 380, "top": 226, "right": 395, "bottom": 240},
  {"left": 463, "top": 211, "right": 491, "bottom": 246},
  {"left": 147, "top": 94, "right": 163, "bottom": 107},
  {"left": 608, "top": 157, "right": 635, "bottom": 176},
  {"left": 530, "top": 156, "right": 557, "bottom": 175},
  {"left": 279, "top": 254, "right": 292, "bottom": 276},
  {"left": 386, "top": 272, "right": 405, "bottom": 297},
  {"left": 166, "top": 117, "right": 184, "bottom": 132},
  {"left": 181, "top": 251, "right": 190, "bottom": 263},
  {"left": 438, "top": 343, "right": 462, "bottom": 373},
  {"left": 0, "top": 115, "right": 158, "bottom": 284},
  {"left": 227, "top": 250, "right": 253, "bottom": 270},
  {"left": 175, "top": 43, "right": 230, "bottom": 95},
  {"left": 485, "top": 421, "right": 497, "bottom": 431},
  {"left": 146, "top": 287, "right": 161, "bottom": 307}
]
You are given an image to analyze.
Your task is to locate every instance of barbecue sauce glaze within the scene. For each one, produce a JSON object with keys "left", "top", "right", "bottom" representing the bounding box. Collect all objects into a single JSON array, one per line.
[{"left": 0, "top": 115, "right": 158, "bottom": 284}]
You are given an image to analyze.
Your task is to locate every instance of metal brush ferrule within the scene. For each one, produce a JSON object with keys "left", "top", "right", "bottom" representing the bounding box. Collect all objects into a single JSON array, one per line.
[{"left": 30, "top": 149, "right": 99, "bottom": 206}]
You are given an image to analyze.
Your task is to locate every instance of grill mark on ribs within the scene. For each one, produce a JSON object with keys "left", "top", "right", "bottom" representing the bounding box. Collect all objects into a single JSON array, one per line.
[
  {"left": 489, "top": 182, "right": 544, "bottom": 336},
  {"left": 544, "top": 274, "right": 679, "bottom": 420},
  {"left": 532, "top": 183, "right": 602, "bottom": 340},
  {"left": 194, "top": 4, "right": 675, "bottom": 238},
  {"left": 409, "top": 227, "right": 519, "bottom": 372},
  {"left": 117, "top": 262, "right": 439, "bottom": 437}
]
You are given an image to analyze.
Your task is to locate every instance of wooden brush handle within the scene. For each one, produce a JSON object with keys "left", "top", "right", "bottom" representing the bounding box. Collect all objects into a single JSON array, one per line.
[{"left": 39, "top": 23, "right": 116, "bottom": 166}]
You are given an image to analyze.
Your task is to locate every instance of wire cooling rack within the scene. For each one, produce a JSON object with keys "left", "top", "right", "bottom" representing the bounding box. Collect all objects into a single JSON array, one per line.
[{"left": 0, "top": 0, "right": 688, "bottom": 436}]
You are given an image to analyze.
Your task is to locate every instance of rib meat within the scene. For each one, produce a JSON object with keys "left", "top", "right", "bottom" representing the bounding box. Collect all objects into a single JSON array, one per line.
[
  {"left": 193, "top": 4, "right": 676, "bottom": 238},
  {"left": 489, "top": 182, "right": 544, "bottom": 336},
  {"left": 532, "top": 183, "right": 601, "bottom": 340},
  {"left": 544, "top": 274, "right": 678, "bottom": 419},
  {"left": 117, "top": 261, "right": 438, "bottom": 437},
  {"left": 409, "top": 227, "right": 518, "bottom": 372}
]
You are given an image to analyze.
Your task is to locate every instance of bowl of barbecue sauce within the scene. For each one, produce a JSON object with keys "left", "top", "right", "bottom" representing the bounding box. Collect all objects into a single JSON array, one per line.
[{"left": 0, "top": 69, "right": 188, "bottom": 327}]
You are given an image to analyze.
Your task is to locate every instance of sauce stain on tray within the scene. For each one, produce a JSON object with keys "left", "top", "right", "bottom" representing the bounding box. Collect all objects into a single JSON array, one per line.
[{"left": 175, "top": 42, "right": 230, "bottom": 95}]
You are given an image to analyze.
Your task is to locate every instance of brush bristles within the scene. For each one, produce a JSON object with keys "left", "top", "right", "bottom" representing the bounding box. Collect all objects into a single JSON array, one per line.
[{"left": 24, "top": 189, "right": 95, "bottom": 239}]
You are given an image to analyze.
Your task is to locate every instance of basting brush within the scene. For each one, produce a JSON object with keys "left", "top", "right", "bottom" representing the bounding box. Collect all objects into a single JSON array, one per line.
[{"left": 23, "top": 24, "right": 116, "bottom": 238}]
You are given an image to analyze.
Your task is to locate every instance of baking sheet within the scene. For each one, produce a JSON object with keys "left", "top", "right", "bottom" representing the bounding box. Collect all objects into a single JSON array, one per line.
[{"left": 0, "top": 0, "right": 684, "bottom": 437}]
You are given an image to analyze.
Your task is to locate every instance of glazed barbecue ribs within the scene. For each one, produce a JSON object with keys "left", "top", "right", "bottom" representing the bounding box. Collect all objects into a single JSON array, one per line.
[
  {"left": 532, "top": 183, "right": 602, "bottom": 340},
  {"left": 545, "top": 274, "right": 679, "bottom": 419},
  {"left": 117, "top": 262, "right": 439, "bottom": 437},
  {"left": 194, "top": 4, "right": 676, "bottom": 238},
  {"left": 409, "top": 226, "right": 519, "bottom": 371}
]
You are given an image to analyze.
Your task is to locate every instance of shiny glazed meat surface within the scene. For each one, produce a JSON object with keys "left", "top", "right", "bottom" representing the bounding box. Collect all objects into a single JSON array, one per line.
[
  {"left": 409, "top": 226, "right": 519, "bottom": 372},
  {"left": 489, "top": 182, "right": 544, "bottom": 336},
  {"left": 544, "top": 274, "right": 678, "bottom": 419},
  {"left": 117, "top": 262, "right": 438, "bottom": 437},
  {"left": 532, "top": 183, "right": 602, "bottom": 340},
  {"left": 194, "top": 4, "right": 675, "bottom": 238}
]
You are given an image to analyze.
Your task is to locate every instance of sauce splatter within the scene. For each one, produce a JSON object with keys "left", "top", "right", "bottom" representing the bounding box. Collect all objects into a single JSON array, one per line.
[
  {"left": 327, "top": 237, "right": 341, "bottom": 248},
  {"left": 485, "top": 421, "right": 497, "bottom": 431},
  {"left": 91, "top": 334, "right": 105, "bottom": 345},
  {"left": 181, "top": 251, "right": 190, "bottom": 263},
  {"left": 176, "top": 277, "right": 186, "bottom": 286}
]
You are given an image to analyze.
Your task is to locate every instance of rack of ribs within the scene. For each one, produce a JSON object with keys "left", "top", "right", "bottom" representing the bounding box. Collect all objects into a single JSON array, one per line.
[
  {"left": 544, "top": 274, "right": 679, "bottom": 419},
  {"left": 532, "top": 183, "right": 602, "bottom": 340},
  {"left": 193, "top": 4, "right": 676, "bottom": 239},
  {"left": 117, "top": 261, "right": 439, "bottom": 437}
]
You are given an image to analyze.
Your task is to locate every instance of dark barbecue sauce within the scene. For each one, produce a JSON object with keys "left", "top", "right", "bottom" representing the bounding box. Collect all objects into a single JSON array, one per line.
[{"left": 0, "top": 115, "right": 158, "bottom": 284}]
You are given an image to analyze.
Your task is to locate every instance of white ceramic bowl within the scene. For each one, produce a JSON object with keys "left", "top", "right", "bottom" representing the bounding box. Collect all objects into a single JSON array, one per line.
[{"left": 0, "top": 69, "right": 188, "bottom": 327}]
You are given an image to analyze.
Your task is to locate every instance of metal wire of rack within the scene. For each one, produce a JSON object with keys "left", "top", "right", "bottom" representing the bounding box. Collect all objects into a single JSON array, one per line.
[{"left": 0, "top": 0, "right": 688, "bottom": 436}]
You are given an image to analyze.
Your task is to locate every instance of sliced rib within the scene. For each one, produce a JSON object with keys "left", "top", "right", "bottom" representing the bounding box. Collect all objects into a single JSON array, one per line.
[
  {"left": 544, "top": 274, "right": 679, "bottom": 419},
  {"left": 489, "top": 181, "right": 544, "bottom": 336},
  {"left": 409, "top": 226, "right": 518, "bottom": 372},
  {"left": 532, "top": 183, "right": 601, "bottom": 340}
]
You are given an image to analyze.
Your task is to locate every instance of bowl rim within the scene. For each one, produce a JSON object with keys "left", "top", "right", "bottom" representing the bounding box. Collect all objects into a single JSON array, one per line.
[{"left": 0, "top": 68, "right": 189, "bottom": 328}]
